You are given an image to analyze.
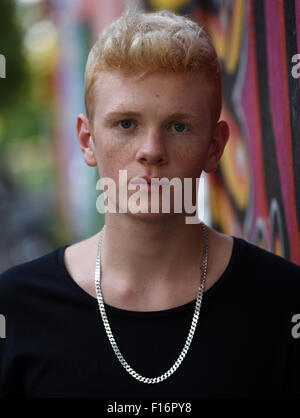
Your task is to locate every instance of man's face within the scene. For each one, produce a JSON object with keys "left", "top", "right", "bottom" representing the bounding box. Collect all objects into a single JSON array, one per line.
[{"left": 78, "top": 70, "right": 228, "bottom": 218}]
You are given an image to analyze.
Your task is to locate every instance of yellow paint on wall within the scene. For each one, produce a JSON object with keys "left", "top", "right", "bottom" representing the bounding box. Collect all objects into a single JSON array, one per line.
[
  {"left": 208, "top": 176, "right": 236, "bottom": 235},
  {"left": 224, "top": 0, "right": 244, "bottom": 73},
  {"left": 149, "top": 0, "right": 190, "bottom": 11},
  {"left": 212, "top": 32, "right": 226, "bottom": 61},
  {"left": 274, "top": 235, "right": 283, "bottom": 257}
]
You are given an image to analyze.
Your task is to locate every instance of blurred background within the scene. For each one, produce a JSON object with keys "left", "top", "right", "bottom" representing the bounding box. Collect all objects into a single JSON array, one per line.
[{"left": 0, "top": 0, "right": 299, "bottom": 272}]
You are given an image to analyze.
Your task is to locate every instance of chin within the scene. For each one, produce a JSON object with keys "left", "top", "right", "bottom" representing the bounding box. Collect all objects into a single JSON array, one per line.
[
  {"left": 127, "top": 211, "right": 176, "bottom": 222},
  {"left": 122, "top": 208, "right": 199, "bottom": 225}
]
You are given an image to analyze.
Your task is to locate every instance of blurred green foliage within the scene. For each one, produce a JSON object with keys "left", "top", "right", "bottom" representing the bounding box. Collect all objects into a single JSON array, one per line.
[
  {"left": 0, "top": 0, "right": 29, "bottom": 112},
  {"left": 0, "top": 0, "right": 53, "bottom": 187}
]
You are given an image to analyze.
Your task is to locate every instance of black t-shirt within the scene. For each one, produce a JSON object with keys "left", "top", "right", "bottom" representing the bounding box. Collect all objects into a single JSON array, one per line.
[{"left": 0, "top": 236, "right": 300, "bottom": 399}]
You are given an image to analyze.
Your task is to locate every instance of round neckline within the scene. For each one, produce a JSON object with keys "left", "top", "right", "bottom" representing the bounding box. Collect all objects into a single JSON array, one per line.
[{"left": 58, "top": 235, "right": 245, "bottom": 318}]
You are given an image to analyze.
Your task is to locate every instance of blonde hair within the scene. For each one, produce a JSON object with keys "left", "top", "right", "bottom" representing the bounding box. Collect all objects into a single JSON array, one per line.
[{"left": 84, "top": 7, "right": 222, "bottom": 127}]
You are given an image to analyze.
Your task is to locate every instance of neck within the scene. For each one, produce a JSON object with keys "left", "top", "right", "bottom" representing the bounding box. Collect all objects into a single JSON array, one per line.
[{"left": 99, "top": 214, "right": 207, "bottom": 295}]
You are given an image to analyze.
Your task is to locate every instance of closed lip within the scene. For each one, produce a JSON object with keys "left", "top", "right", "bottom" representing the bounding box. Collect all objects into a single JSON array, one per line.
[{"left": 129, "top": 175, "right": 169, "bottom": 185}]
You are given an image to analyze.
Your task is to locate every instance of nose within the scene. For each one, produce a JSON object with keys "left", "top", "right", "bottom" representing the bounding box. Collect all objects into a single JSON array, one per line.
[{"left": 136, "top": 129, "right": 168, "bottom": 166}]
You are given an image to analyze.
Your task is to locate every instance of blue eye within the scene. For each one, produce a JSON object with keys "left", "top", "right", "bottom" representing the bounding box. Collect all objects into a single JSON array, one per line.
[
  {"left": 116, "top": 120, "right": 189, "bottom": 133},
  {"left": 172, "top": 122, "right": 187, "bottom": 132},
  {"left": 119, "top": 120, "right": 133, "bottom": 129}
]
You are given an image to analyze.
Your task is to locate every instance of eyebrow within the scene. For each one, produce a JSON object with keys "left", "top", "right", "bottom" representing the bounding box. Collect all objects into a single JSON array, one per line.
[{"left": 103, "top": 111, "right": 199, "bottom": 122}]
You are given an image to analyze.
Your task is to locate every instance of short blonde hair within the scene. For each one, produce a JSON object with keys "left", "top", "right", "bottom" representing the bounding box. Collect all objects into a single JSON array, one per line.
[{"left": 84, "top": 7, "right": 222, "bottom": 128}]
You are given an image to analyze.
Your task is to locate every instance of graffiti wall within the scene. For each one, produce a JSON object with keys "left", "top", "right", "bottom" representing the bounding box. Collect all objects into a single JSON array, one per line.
[{"left": 147, "top": 0, "right": 300, "bottom": 264}]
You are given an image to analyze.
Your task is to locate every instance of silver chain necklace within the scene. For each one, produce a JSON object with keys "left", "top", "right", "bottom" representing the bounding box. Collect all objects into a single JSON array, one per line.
[{"left": 94, "top": 222, "right": 208, "bottom": 384}]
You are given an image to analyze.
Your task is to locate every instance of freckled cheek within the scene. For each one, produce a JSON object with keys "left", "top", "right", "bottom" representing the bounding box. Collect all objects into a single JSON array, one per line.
[
  {"left": 173, "top": 147, "right": 204, "bottom": 178},
  {"left": 96, "top": 140, "right": 132, "bottom": 179}
]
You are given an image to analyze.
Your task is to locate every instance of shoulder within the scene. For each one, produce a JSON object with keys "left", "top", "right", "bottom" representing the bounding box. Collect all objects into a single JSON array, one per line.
[
  {"left": 203, "top": 226, "right": 300, "bottom": 288},
  {"left": 0, "top": 246, "right": 66, "bottom": 307},
  {"left": 232, "top": 235, "right": 300, "bottom": 300},
  {"left": 235, "top": 236, "right": 300, "bottom": 274}
]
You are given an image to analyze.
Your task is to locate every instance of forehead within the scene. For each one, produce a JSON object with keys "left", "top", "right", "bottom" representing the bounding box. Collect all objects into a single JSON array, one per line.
[{"left": 93, "top": 70, "right": 212, "bottom": 120}]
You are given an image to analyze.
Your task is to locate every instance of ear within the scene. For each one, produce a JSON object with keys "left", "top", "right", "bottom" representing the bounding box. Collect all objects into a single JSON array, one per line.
[
  {"left": 203, "top": 120, "right": 230, "bottom": 173},
  {"left": 76, "top": 113, "right": 97, "bottom": 167}
]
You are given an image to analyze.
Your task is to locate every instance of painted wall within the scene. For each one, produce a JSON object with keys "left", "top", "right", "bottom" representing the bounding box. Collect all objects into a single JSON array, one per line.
[{"left": 147, "top": 0, "right": 300, "bottom": 264}]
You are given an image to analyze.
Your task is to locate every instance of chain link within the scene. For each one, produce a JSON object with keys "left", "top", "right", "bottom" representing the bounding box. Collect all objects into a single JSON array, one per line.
[{"left": 94, "top": 222, "right": 208, "bottom": 384}]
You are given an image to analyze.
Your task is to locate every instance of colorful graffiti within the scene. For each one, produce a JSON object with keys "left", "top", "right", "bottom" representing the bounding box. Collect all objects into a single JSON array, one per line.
[{"left": 147, "top": 0, "right": 300, "bottom": 264}]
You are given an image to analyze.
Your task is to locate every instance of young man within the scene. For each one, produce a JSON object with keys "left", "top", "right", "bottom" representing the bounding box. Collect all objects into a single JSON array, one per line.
[{"left": 0, "top": 8, "right": 300, "bottom": 399}]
